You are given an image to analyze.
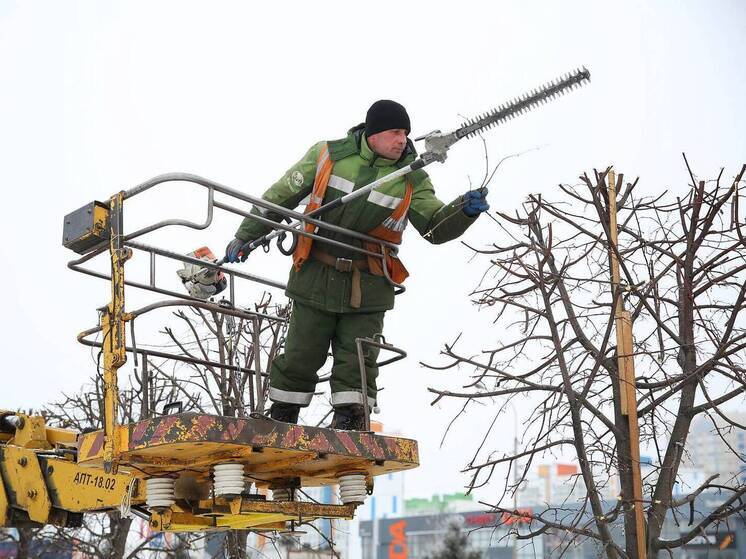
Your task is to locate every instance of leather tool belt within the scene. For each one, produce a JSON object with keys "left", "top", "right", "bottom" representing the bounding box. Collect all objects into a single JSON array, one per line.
[{"left": 310, "top": 247, "right": 368, "bottom": 309}]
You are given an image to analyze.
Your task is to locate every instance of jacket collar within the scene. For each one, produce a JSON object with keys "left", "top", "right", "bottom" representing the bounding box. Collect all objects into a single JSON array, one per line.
[{"left": 350, "top": 125, "right": 417, "bottom": 168}]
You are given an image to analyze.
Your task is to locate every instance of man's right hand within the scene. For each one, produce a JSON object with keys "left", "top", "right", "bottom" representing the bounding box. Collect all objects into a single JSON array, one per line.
[
  {"left": 462, "top": 188, "right": 490, "bottom": 217},
  {"left": 225, "top": 238, "right": 249, "bottom": 263}
]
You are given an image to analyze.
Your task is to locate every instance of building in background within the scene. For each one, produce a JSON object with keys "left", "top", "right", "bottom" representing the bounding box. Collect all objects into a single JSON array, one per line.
[
  {"left": 360, "top": 498, "right": 746, "bottom": 559},
  {"left": 404, "top": 493, "right": 477, "bottom": 516},
  {"left": 360, "top": 510, "right": 522, "bottom": 559},
  {"left": 191, "top": 452, "right": 746, "bottom": 558},
  {"left": 515, "top": 462, "right": 622, "bottom": 506},
  {"left": 686, "top": 412, "right": 746, "bottom": 484}
]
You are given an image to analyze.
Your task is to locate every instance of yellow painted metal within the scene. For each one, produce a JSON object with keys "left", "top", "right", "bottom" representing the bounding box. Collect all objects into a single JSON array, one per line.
[
  {"left": 43, "top": 457, "right": 142, "bottom": 512},
  {"left": 118, "top": 423, "right": 129, "bottom": 454},
  {"left": 150, "top": 510, "right": 206, "bottom": 532},
  {"left": 0, "top": 460, "right": 9, "bottom": 526},
  {"left": 75, "top": 411, "right": 419, "bottom": 493},
  {"left": 9, "top": 415, "right": 51, "bottom": 450},
  {"left": 76, "top": 438, "right": 414, "bottom": 486},
  {"left": 1, "top": 446, "right": 52, "bottom": 523},
  {"left": 103, "top": 191, "right": 131, "bottom": 474},
  {"left": 44, "top": 426, "right": 78, "bottom": 448},
  {"left": 101, "top": 310, "right": 120, "bottom": 473},
  {"left": 77, "top": 434, "right": 95, "bottom": 462},
  {"left": 77, "top": 425, "right": 127, "bottom": 464},
  {"left": 2, "top": 411, "right": 400, "bottom": 533},
  {"left": 62, "top": 200, "right": 111, "bottom": 254},
  {"left": 91, "top": 203, "right": 109, "bottom": 239},
  {"left": 0, "top": 412, "right": 77, "bottom": 450},
  {"left": 250, "top": 452, "right": 318, "bottom": 473},
  {"left": 148, "top": 499, "right": 356, "bottom": 533}
]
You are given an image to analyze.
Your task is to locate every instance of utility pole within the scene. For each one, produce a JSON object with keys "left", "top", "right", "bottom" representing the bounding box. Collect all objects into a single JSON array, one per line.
[{"left": 607, "top": 170, "right": 647, "bottom": 558}]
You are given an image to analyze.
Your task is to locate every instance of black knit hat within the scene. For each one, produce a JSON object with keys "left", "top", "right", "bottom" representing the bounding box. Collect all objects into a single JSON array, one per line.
[{"left": 364, "top": 100, "right": 411, "bottom": 137}]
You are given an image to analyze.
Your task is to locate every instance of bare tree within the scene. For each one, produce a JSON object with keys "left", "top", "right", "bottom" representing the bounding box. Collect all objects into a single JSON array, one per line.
[
  {"left": 36, "top": 366, "right": 194, "bottom": 559},
  {"left": 153, "top": 293, "right": 289, "bottom": 419},
  {"left": 148, "top": 293, "right": 289, "bottom": 559},
  {"left": 34, "top": 513, "right": 192, "bottom": 559},
  {"left": 35, "top": 292, "right": 289, "bottom": 559},
  {"left": 6, "top": 293, "right": 325, "bottom": 559},
  {"left": 427, "top": 159, "right": 746, "bottom": 557},
  {"left": 0, "top": 527, "right": 40, "bottom": 559},
  {"left": 425, "top": 523, "right": 482, "bottom": 559},
  {"left": 0, "top": 374, "right": 164, "bottom": 559}
]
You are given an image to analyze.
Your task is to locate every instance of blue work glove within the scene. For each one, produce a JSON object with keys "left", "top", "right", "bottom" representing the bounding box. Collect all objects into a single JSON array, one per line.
[
  {"left": 462, "top": 188, "right": 490, "bottom": 217},
  {"left": 225, "top": 237, "right": 249, "bottom": 263}
]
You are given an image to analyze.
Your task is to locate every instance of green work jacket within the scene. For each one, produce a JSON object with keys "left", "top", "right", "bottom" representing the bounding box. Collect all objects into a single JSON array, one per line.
[{"left": 235, "top": 125, "right": 478, "bottom": 313}]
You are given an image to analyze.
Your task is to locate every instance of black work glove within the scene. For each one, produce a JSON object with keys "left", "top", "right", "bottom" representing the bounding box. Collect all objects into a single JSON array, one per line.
[{"left": 225, "top": 238, "right": 249, "bottom": 263}]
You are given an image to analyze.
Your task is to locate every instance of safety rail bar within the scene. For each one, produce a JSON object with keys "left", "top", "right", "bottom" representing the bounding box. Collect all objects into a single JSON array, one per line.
[
  {"left": 68, "top": 173, "right": 407, "bottom": 303},
  {"left": 133, "top": 173, "right": 404, "bottom": 290},
  {"left": 123, "top": 173, "right": 400, "bottom": 249},
  {"left": 77, "top": 300, "right": 409, "bottom": 421},
  {"left": 77, "top": 299, "right": 288, "bottom": 415},
  {"left": 355, "top": 335, "right": 407, "bottom": 432}
]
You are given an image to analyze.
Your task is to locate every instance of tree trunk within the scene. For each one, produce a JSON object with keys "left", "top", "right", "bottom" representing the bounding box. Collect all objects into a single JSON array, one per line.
[
  {"left": 16, "top": 527, "right": 33, "bottom": 559},
  {"left": 614, "top": 411, "right": 639, "bottom": 558},
  {"left": 109, "top": 514, "right": 134, "bottom": 559},
  {"left": 226, "top": 530, "right": 248, "bottom": 559},
  {"left": 646, "top": 243, "right": 699, "bottom": 554}
]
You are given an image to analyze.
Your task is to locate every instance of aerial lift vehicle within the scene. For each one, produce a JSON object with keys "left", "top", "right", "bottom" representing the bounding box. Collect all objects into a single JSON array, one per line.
[{"left": 1, "top": 173, "right": 419, "bottom": 533}]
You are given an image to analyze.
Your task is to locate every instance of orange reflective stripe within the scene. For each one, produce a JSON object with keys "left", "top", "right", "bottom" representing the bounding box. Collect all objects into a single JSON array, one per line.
[
  {"left": 314, "top": 145, "right": 330, "bottom": 181},
  {"left": 366, "top": 181, "right": 413, "bottom": 244},
  {"left": 389, "top": 181, "right": 412, "bottom": 221},
  {"left": 292, "top": 143, "right": 333, "bottom": 271},
  {"left": 365, "top": 181, "right": 413, "bottom": 283}
]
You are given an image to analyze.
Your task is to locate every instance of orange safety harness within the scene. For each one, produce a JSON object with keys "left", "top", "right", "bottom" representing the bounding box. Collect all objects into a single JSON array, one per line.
[{"left": 292, "top": 142, "right": 412, "bottom": 285}]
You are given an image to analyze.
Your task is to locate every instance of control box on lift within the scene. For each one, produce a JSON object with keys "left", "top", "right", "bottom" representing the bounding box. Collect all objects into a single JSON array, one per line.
[{"left": 62, "top": 200, "right": 110, "bottom": 254}]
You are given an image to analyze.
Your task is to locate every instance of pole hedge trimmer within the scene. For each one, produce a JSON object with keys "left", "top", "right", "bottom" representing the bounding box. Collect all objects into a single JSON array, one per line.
[
  {"left": 245, "top": 66, "right": 590, "bottom": 252},
  {"left": 182, "top": 66, "right": 591, "bottom": 297}
]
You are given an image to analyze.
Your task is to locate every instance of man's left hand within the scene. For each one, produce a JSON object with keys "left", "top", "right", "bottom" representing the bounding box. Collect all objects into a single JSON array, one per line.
[
  {"left": 225, "top": 237, "right": 249, "bottom": 263},
  {"left": 462, "top": 188, "right": 490, "bottom": 217}
]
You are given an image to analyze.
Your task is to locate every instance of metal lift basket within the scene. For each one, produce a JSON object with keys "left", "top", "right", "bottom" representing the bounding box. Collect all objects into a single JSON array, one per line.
[{"left": 1, "top": 173, "right": 418, "bottom": 533}]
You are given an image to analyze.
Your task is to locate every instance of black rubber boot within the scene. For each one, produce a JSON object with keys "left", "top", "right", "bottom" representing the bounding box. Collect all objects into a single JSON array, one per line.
[
  {"left": 269, "top": 403, "right": 301, "bottom": 424},
  {"left": 329, "top": 405, "right": 366, "bottom": 431}
]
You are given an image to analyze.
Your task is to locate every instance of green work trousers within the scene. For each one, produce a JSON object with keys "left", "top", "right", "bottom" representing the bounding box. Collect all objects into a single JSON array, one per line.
[{"left": 268, "top": 301, "right": 384, "bottom": 408}]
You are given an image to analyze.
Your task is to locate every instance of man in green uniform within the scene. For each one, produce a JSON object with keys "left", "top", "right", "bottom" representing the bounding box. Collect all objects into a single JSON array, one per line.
[{"left": 225, "top": 100, "right": 489, "bottom": 429}]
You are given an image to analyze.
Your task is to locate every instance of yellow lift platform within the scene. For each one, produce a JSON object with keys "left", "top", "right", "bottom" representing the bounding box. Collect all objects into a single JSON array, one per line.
[
  {"left": 1, "top": 173, "right": 419, "bottom": 533},
  {"left": 1, "top": 410, "right": 417, "bottom": 531}
]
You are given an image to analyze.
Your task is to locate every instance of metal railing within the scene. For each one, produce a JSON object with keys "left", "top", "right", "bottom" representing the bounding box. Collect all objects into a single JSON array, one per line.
[
  {"left": 67, "top": 173, "right": 409, "bottom": 431},
  {"left": 355, "top": 335, "right": 407, "bottom": 431},
  {"left": 69, "top": 173, "right": 406, "bottom": 305}
]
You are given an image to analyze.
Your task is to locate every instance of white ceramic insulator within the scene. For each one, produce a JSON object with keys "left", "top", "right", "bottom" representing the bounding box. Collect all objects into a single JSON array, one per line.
[
  {"left": 146, "top": 477, "right": 176, "bottom": 508},
  {"left": 272, "top": 488, "right": 292, "bottom": 502},
  {"left": 213, "top": 463, "right": 246, "bottom": 497},
  {"left": 338, "top": 473, "right": 367, "bottom": 504}
]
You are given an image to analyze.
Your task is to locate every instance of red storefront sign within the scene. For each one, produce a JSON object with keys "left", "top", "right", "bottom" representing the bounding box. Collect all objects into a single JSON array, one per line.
[
  {"left": 464, "top": 509, "right": 533, "bottom": 527},
  {"left": 388, "top": 520, "right": 408, "bottom": 559}
]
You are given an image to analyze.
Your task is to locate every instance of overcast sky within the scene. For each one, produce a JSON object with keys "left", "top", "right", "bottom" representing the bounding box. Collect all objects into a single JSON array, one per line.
[{"left": 1, "top": 1, "right": 745, "bottom": 501}]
